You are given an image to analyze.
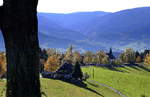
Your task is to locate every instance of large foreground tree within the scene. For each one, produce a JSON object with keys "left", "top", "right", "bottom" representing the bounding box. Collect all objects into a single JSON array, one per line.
[{"left": 0, "top": 0, "right": 41, "bottom": 97}]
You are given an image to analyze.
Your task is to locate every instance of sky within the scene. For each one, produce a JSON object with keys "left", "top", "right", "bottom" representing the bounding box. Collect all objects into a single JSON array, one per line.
[{"left": 0, "top": 0, "right": 150, "bottom": 13}]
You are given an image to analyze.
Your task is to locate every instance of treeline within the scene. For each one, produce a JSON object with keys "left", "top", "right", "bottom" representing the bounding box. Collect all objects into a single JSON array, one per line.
[
  {"left": 39, "top": 46, "right": 150, "bottom": 72},
  {"left": 0, "top": 47, "right": 150, "bottom": 76}
]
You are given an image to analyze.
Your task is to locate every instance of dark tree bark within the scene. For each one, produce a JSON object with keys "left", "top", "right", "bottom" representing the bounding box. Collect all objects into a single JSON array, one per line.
[{"left": 0, "top": 0, "right": 41, "bottom": 97}]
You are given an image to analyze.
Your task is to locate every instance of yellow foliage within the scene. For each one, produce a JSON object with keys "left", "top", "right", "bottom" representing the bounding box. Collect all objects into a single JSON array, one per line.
[
  {"left": 64, "top": 45, "right": 73, "bottom": 64},
  {"left": 73, "top": 51, "right": 82, "bottom": 63},
  {"left": 83, "top": 51, "right": 93, "bottom": 64},
  {"left": 144, "top": 54, "right": 150, "bottom": 65},
  {"left": 96, "top": 51, "right": 109, "bottom": 64},
  {"left": 44, "top": 55, "right": 60, "bottom": 72},
  {"left": 119, "top": 48, "right": 136, "bottom": 63}
]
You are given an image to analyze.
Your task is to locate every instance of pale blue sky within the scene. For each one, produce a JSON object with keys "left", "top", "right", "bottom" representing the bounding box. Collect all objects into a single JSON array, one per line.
[{"left": 0, "top": 0, "right": 150, "bottom": 13}]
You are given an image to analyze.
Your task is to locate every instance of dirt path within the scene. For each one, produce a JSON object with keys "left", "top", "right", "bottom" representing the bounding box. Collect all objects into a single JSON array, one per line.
[{"left": 88, "top": 80, "right": 127, "bottom": 97}]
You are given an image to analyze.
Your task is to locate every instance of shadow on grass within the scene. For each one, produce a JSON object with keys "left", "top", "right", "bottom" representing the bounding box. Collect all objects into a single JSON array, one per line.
[
  {"left": 101, "top": 66, "right": 125, "bottom": 73},
  {"left": 60, "top": 79, "right": 105, "bottom": 97},
  {"left": 136, "top": 64, "right": 150, "bottom": 72},
  {"left": 124, "top": 64, "right": 150, "bottom": 72},
  {"left": 102, "top": 64, "right": 150, "bottom": 73},
  {"left": 87, "top": 81, "right": 99, "bottom": 88},
  {"left": 41, "top": 91, "right": 47, "bottom": 97},
  {"left": 128, "top": 65, "right": 141, "bottom": 71}
]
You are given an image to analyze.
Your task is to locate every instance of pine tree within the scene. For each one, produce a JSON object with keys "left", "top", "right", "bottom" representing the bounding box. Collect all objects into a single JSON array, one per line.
[
  {"left": 135, "top": 51, "right": 140, "bottom": 57},
  {"left": 72, "top": 62, "right": 83, "bottom": 80},
  {"left": 108, "top": 48, "right": 115, "bottom": 59}
]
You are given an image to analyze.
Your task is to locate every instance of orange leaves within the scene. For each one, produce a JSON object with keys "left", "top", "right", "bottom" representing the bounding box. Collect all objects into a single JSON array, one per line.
[{"left": 44, "top": 55, "right": 60, "bottom": 72}]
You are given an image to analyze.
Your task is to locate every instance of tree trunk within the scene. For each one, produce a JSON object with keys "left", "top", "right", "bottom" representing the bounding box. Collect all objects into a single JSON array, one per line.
[{"left": 1, "top": 0, "right": 41, "bottom": 97}]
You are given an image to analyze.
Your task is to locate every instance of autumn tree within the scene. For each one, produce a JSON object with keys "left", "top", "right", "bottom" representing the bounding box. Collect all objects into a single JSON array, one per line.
[
  {"left": 92, "top": 55, "right": 98, "bottom": 64},
  {"left": 102, "top": 56, "right": 110, "bottom": 64},
  {"left": 96, "top": 51, "right": 109, "bottom": 64},
  {"left": 64, "top": 45, "right": 73, "bottom": 64},
  {"left": 83, "top": 51, "right": 93, "bottom": 64},
  {"left": 46, "top": 48, "right": 57, "bottom": 57},
  {"left": 144, "top": 54, "right": 150, "bottom": 65},
  {"left": 119, "top": 48, "right": 136, "bottom": 64},
  {"left": 0, "top": 0, "right": 41, "bottom": 96},
  {"left": 44, "top": 55, "right": 60, "bottom": 72},
  {"left": 73, "top": 51, "right": 82, "bottom": 64}
]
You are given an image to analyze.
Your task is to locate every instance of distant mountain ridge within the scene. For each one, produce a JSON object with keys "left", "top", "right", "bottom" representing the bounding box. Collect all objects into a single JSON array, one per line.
[
  {"left": 0, "top": 7, "right": 150, "bottom": 51},
  {"left": 84, "top": 7, "right": 150, "bottom": 50}
]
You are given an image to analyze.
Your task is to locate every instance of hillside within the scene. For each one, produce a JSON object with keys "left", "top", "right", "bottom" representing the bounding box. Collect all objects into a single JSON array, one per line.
[
  {"left": 1, "top": 66, "right": 150, "bottom": 97},
  {"left": 82, "top": 66, "right": 150, "bottom": 97},
  {"left": 0, "top": 11, "right": 109, "bottom": 51},
  {"left": 0, "top": 78, "right": 121, "bottom": 97},
  {"left": 1, "top": 7, "right": 150, "bottom": 51},
  {"left": 38, "top": 14, "right": 86, "bottom": 40},
  {"left": 38, "top": 11, "right": 110, "bottom": 33},
  {"left": 38, "top": 32, "right": 105, "bottom": 52},
  {"left": 38, "top": 7, "right": 150, "bottom": 51},
  {"left": 85, "top": 7, "right": 150, "bottom": 50}
]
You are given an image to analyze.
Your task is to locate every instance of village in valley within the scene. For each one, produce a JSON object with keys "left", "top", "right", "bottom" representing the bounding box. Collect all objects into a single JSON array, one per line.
[{"left": 0, "top": 0, "right": 150, "bottom": 96}]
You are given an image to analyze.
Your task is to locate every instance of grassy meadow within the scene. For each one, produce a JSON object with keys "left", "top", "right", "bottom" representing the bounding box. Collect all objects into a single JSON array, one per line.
[
  {"left": 82, "top": 66, "right": 150, "bottom": 97},
  {"left": 0, "top": 78, "right": 122, "bottom": 97},
  {"left": 0, "top": 66, "right": 150, "bottom": 97}
]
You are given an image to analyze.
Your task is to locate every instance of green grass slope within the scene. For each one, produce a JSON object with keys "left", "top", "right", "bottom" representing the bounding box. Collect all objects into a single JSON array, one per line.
[
  {"left": 82, "top": 66, "right": 150, "bottom": 97},
  {"left": 0, "top": 78, "right": 121, "bottom": 97}
]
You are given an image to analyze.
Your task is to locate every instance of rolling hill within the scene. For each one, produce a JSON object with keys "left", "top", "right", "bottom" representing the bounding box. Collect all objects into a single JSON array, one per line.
[
  {"left": 0, "top": 78, "right": 122, "bottom": 97},
  {"left": 0, "top": 7, "right": 150, "bottom": 51},
  {"left": 38, "top": 14, "right": 86, "bottom": 40},
  {"left": 83, "top": 66, "right": 150, "bottom": 97},
  {"left": 38, "top": 11, "right": 110, "bottom": 33},
  {"left": 84, "top": 7, "right": 150, "bottom": 50}
]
